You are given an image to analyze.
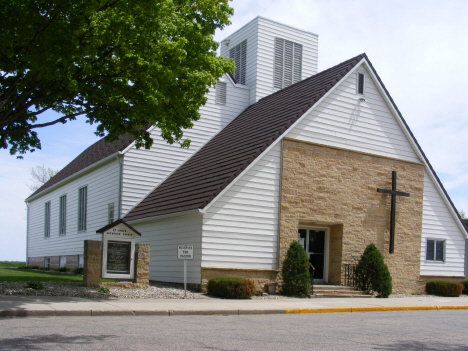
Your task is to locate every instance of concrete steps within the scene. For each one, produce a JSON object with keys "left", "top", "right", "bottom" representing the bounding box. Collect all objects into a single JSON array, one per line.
[{"left": 312, "top": 285, "right": 373, "bottom": 298}]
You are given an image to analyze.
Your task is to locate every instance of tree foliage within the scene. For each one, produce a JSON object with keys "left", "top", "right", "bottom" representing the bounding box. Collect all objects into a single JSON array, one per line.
[
  {"left": 281, "top": 240, "right": 311, "bottom": 296},
  {"left": 356, "top": 243, "right": 392, "bottom": 298},
  {"left": 27, "top": 164, "right": 58, "bottom": 191},
  {"left": 0, "top": 0, "right": 235, "bottom": 157}
]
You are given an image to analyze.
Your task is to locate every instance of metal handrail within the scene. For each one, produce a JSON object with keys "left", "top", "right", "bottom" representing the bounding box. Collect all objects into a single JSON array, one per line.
[
  {"left": 309, "top": 263, "right": 315, "bottom": 295},
  {"left": 344, "top": 264, "right": 376, "bottom": 293}
]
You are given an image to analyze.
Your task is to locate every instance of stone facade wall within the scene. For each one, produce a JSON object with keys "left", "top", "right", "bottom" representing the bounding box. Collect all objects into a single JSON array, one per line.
[
  {"left": 280, "top": 139, "right": 425, "bottom": 294},
  {"left": 201, "top": 267, "right": 279, "bottom": 292},
  {"left": 83, "top": 240, "right": 102, "bottom": 287},
  {"left": 27, "top": 256, "right": 45, "bottom": 267},
  {"left": 27, "top": 255, "right": 81, "bottom": 269},
  {"left": 134, "top": 244, "right": 150, "bottom": 286}
]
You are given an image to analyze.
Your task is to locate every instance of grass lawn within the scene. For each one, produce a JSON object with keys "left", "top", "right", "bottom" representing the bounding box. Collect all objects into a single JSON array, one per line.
[
  {"left": 0, "top": 268, "right": 115, "bottom": 283},
  {"left": 0, "top": 261, "right": 26, "bottom": 268}
]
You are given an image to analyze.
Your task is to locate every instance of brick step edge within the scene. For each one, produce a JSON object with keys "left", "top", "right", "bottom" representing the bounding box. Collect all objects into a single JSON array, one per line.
[
  {"left": 314, "top": 294, "right": 373, "bottom": 298},
  {"left": 313, "top": 290, "right": 369, "bottom": 295}
]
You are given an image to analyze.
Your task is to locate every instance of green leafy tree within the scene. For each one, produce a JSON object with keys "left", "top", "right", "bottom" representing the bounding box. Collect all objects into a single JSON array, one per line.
[
  {"left": 281, "top": 240, "right": 311, "bottom": 296},
  {"left": 0, "top": 0, "right": 235, "bottom": 157},
  {"left": 356, "top": 243, "right": 392, "bottom": 298}
]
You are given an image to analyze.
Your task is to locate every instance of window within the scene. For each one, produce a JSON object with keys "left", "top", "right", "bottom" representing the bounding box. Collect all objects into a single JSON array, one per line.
[
  {"left": 59, "top": 256, "right": 66, "bottom": 268},
  {"left": 357, "top": 72, "right": 365, "bottom": 95},
  {"left": 229, "top": 40, "right": 247, "bottom": 85},
  {"left": 78, "top": 186, "right": 87, "bottom": 231},
  {"left": 108, "top": 203, "right": 115, "bottom": 224},
  {"left": 426, "top": 239, "right": 445, "bottom": 262},
  {"left": 44, "top": 202, "right": 51, "bottom": 238},
  {"left": 59, "top": 195, "right": 66, "bottom": 235},
  {"left": 215, "top": 82, "right": 227, "bottom": 105},
  {"left": 44, "top": 257, "right": 50, "bottom": 269},
  {"left": 78, "top": 255, "right": 84, "bottom": 268},
  {"left": 274, "top": 37, "right": 302, "bottom": 89}
]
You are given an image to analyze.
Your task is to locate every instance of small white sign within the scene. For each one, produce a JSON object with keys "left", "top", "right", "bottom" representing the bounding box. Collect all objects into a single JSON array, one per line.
[{"left": 178, "top": 245, "right": 194, "bottom": 260}]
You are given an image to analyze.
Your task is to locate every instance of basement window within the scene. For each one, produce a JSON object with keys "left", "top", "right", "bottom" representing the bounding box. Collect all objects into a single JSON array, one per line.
[{"left": 357, "top": 72, "right": 365, "bottom": 95}]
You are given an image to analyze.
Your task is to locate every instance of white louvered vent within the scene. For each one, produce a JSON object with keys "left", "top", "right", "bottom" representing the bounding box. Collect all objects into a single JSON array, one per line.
[
  {"left": 215, "top": 82, "right": 227, "bottom": 105},
  {"left": 274, "top": 38, "right": 302, "bottom": 90},
  {"left": 229, "top": 40, "right": 247, "bottom": 85}
]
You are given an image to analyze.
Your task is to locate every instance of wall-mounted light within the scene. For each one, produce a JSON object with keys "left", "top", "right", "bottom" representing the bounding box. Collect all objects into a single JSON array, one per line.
[
  {"left": 223, "top": 39, "right": 230, "bottom": 47},
  {"left": 358, "top": 97, "right": 366, "bottom": 102}
]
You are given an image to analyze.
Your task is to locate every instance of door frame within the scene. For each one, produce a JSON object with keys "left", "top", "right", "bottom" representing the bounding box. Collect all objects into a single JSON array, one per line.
[{"left": 298, "top": 226, "right": 330, "bottom": 284}]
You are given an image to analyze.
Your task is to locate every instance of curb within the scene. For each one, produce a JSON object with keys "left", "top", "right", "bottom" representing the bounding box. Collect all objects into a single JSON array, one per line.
[{"left": 1, "top": 305, "right": 467, "bottom": 318}]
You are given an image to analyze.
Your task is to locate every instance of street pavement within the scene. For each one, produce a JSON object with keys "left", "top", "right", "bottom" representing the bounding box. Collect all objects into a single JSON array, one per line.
[{"left": 1, "top": 295, "right": 468, "bottom": 318}]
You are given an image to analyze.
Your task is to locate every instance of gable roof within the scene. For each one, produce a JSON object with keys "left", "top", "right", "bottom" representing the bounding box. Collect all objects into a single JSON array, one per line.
[
  {"left": 26, "top": 133, "right": 135, "bottom": 200},
  {"left": 124, "top": 53, "right": 366, "bottom": 222}
]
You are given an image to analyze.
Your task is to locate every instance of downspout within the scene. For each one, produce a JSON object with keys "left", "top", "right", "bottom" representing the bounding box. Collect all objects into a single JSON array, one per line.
[
  {"left": 116, "top": 153, "right": 123, "bottom": 220},
  {"left": 25, "top": 202, "right": 29, "bottom": 265},
  {"left": 276, "top": 139, "right": 284, "bottom": 271}
]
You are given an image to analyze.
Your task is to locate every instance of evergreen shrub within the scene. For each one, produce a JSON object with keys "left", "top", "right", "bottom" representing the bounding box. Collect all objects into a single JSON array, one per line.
[
  {"left": 426, "top": 281, "right": 463, "bottom": 297},
  {"left": 460, "top": 279, "right": 468, "bottom": 294},
  {"left": 281, "top": 240, "right": 311, "bottom": 296},
  {"left": 207, "top": 277, "right": 255, "bottom": 299},
  {"left": 356, "top": 243, "right": 392, "bottom": 298},
  {"left": 57, "top": 267, "right": 69, "bottom": 272},
  {"left": 27, "top": 281, "right": 44, "bottom": 290},
  {"left": 73, "top": 268, "right": 84, "bottom": 275}
]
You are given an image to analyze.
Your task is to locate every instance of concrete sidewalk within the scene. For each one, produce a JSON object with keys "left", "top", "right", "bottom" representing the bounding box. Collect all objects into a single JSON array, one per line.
[{"left": 1, "top": 295, "right": 468, "bottom": 317}]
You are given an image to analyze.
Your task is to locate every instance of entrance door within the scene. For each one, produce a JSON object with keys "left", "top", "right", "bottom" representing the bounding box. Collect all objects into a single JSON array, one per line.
[{"left": 298, "top": 228, "right": 328, "bottom": 283}]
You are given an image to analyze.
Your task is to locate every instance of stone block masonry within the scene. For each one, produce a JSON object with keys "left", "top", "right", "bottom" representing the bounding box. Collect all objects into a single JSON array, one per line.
[
  {"left": 27, "top": 255, "right": 80, "bottom": 270},
  {"left": 201, "top": 267, "right": 279, "bottom": 292},
  {"left": 83, "top": 240, "right": 102, "bottom": 287},
  {"left": 280, "top": 139, "right": 425, "bottom": 294}
]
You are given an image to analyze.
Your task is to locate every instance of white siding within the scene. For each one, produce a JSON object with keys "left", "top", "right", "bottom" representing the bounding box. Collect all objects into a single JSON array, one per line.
[
  {"left": 134, "top": 212, "right": 202, "bottom": 284},
  {"left": 286, "top": 64, "right": 421, "bottom": 163},
  {"left": 202, "top": 143, "right": 282, "bottom": 269},
  {"left": 221, "top": 18, "right": 259, "bottom": 105},
  {"left": 420, "top": 170, "right": 466, "bottom": 276},
  {"left": 27, "top": 159, "right": 120, "bottom": 257},
  {"left": 121, "top": 77, "right": 250, "bottom": 216},
  {"left": 221, "top": 16, "right": 318, "bottom": 104}
]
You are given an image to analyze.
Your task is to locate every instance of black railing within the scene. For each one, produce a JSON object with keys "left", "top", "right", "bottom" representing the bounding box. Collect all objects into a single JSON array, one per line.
[
  {"left": 309, "top": 263, "right": 315, "bottom": 295},
  {"left": 344, "top": 264, "right": 376, "bottom": 293}
]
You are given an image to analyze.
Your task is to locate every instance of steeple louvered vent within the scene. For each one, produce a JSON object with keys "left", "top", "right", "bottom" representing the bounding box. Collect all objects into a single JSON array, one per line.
[
  {"left": 229, "top": 40, "right": 247, "bottom": 85},
  {"left": 274, "top": 38, "right": 302, "bottom": 89},
  {"left": 216, "top": 82, "right": 227, "bottom": 105}
]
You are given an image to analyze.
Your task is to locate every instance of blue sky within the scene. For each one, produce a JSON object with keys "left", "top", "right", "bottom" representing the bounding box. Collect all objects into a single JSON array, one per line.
[{"left": 2, "top": 0, "right": 468, "bottom": 261}]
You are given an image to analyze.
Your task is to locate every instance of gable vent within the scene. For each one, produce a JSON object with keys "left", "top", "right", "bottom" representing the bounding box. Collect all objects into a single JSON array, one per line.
[
  {"left": 274, "top": 38, "right": 302, "bottom": 90},
  {"left": 229, "top": 40, "right": 247, "bottom": 85},
  {"left": 215, "top": 82, "right": 227, "bottom": 105}
]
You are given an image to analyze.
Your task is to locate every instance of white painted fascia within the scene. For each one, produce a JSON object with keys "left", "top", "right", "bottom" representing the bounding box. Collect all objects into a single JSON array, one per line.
[
  {"left": 360, "top": 60, "right": 468, "bottom": 238},
  {"left": 25, "top": 152, "right": 122, "bottom": 203},
  {"left": 126, "top": 209, "right": 202, "bottom": 226},
  {"left": 201, "top": 59, "right": 362, "bottom": 214}
]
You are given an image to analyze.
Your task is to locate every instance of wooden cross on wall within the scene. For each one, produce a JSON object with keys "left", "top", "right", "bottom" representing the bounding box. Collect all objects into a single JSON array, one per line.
[{"left": 377, "top": 171, "right": 410, "bottom": 254}]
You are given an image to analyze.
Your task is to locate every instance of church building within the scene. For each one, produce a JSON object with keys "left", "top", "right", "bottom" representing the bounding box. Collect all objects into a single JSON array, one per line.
[{"left": 25, "top": 17, "right": 467, "bottom": 294}]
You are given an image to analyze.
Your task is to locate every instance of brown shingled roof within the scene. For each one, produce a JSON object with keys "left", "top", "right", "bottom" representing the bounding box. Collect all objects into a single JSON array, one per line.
[
  {"left": 124, "top": 54, "right": 366, "bottom": 222},
  {"left": 26, "top": 133, "right": 135, "bottom": 200}
]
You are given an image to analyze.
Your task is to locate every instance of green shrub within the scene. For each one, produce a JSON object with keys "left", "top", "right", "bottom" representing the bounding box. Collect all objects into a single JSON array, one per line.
[
  {"left": 27, "top": 281, "right": 44, "bottom": 290},
  {"left": 207, "top": 276, "right": 255, "bottom": 299},
  {"left": 356, "top": 243, "right": 392, "bottom": 298},
  {"left": 281, "top": 240, "right": 311, "bottom": 296},
  {"left": 426, "top": 281, "right": 463, "bottom": 297},
  {"left": 57, "top": 267, "right": 69, "bottom": 272},
  {"left": 460, "top": 279, "right": 468, "bottom": 294},
  {"left": 73, "top": 268, "right": 84, "bottom": 275},
  {"left": 96, "top": 287, "right": 110, "bottom": 293}
]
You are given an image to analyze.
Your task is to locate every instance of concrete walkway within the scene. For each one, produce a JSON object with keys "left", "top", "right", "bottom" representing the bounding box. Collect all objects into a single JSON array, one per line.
[{"left": 1, "top": 295, "right": 468, "bottom": 318}]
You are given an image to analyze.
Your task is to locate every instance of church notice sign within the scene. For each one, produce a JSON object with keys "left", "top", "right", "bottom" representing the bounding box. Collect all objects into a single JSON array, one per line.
[{"left": 106, "top": 241, "right": 131, "bottom": 274}]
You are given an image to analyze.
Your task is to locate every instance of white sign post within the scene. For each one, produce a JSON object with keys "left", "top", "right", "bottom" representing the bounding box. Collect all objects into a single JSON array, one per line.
[{"left": 177, "top": 245, "right": 194, "bottom": 298}]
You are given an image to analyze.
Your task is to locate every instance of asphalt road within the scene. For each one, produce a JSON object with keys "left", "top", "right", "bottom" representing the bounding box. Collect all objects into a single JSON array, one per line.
[{"left": 1, "top": 310, "right": 468, "bottom": 350}]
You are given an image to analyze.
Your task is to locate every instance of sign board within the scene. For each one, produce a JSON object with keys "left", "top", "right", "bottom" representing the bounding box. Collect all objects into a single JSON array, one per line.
[
  {"left": 101, "top": 223, "right": 140, "bottom": 279},
  {"left": 178, "top": 245, "right": 194, "bottom": 260}
]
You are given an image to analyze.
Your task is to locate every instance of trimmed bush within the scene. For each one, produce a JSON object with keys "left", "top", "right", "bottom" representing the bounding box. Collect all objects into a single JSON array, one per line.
[
  {"left": 96, "top": 287, "right": 110, "bottom": 293},
  {"left": 426, "top": 281, "right": 463, "bottom": 297},
  {"left": 73, "top": 268, "right": 84, "bottom": 275},
  {"left": 460, "top": 279, "right": 468, "bottom": 294},
  {"left": 356, "top": 243, "right": 392, "bottom": 298},
  {"left": 27, "top": 281, "right": 44, "bottom": 290},
  {"left": 57, "top": 267, "right": 69, "bottom": 273},
  {"left": 281, "top": 240, "right": 311, "bottom": 296},
  {"left": 207, "top": 276, "right": 255, "bottom": 299}
]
